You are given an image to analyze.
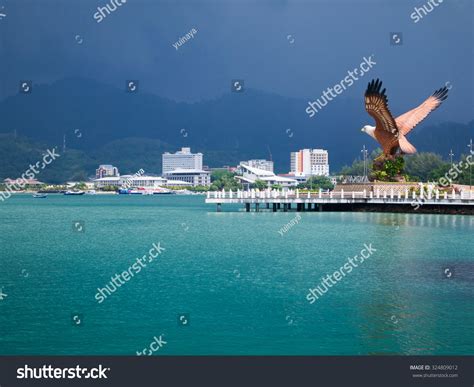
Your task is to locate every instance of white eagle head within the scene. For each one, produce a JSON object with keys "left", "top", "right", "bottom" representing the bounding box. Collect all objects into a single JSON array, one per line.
[{"left": 361, "top": 125, "right": 376, "bottom": 139}]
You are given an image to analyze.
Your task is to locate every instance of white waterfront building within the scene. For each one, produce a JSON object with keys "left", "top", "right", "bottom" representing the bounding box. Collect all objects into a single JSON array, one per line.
[
  {"left": 93, "top": 175, "right": 193, "bottom": 188},
  {"left": 163, "top": 169, "right": 211, "bottom": 187},
  {"left": 290, "top": 149, "right": 329, "bottom": 177},
  {"left": 162, "top": 147, "right": 203, "bottom": 174},
  {"left": 240, "top": 159, "right": 274, "bottom": 173},
  {"left": 235, "top": 164, "right": 297, "bottom": 189},
  {"left": 94, "top": 175, "right": 167, "bottom": 188}
]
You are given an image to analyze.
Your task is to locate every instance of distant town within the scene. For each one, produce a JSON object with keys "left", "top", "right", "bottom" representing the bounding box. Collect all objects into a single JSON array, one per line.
[{"left": 1, "top": 146, "right": 334, "bottom": 194}]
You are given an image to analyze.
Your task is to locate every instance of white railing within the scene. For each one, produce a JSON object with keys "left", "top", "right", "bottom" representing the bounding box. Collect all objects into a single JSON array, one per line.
[{"left": 205, "top": 188, "right": 474, "bottom": 202}]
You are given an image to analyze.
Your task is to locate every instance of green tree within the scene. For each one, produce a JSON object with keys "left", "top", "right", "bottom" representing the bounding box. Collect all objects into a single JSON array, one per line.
[
  {"left": 427, "top": 163, "right": 451, "bottom": 182},
  {"left": 340, "top": 160, "right": 365, "bottom": 176},
  {"left": 73, "top": 182, "right": 88, "bottom": 190},
  {"left": 299, "top": 176, "right": 334, "bottom": 190},
  {"left": 251, "top": 179, "right": 267, "bottom": 190},
  {"left": 339, "top": 149, "right": 381, "bottom": 176},
  {"left": 372, "top": 156, "right": 405, "bottom": 181},
  {"left": 211, "top": 170, "right": 232, "bottom": 181},
  {"left": 404, "top": 153, "right": 449, "bottom": 181},
  {"left": 100, "top": 185, "right": 118, "bottom": 192},
  {"left": 189, "top": 185, "right": 209, "bottom": 192},
  {"left": 456, "top": 154, "right": 474, "bottom": 186},
  {"left": 209, "top": 170, "right": 242, "bottom": 191}
]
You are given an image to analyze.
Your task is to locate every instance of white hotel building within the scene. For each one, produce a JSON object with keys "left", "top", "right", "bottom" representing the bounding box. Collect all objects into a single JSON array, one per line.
[
  {"left": 162, "top": 147, "right": 211, "bottom": 187},
  {"left": 163, "top": 169, "right": 211, "bottom": 187},
  {"left": 162, "top": 147, "right": 203, "bottom": 173},
  {"left": 290, "top": 149, "right": 329, "bottom": 177}
]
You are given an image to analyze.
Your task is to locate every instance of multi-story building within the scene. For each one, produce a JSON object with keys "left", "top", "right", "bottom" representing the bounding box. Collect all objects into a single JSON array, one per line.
[
  {"left": 96, "top": 164, "right": 119, "bottom": 179},
  {"left": 163, "top": 169, "right": 211, "bottom": 187},
  {"left": 290, "top": 149, "right": 329, "bottom": 177},
  {"left": 162, "top": 147, "right": 203, "bottom": 174},
  {"left": 235, "top": 164, "right": 297, "bottom": 190},
  {"left": 240, "top": 159, "right": 274, "bottom": 173},
  {"left": 94, "top": 175, "right": 195, "bottom": 188},
  {"left": 208, "top": 166, "right": 238, "bottom": 173},
  {"left": 94, "top": 175, "right": 167, "bottom": 188}
]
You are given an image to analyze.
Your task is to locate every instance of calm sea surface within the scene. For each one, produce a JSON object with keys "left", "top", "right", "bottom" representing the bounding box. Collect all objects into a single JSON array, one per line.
[{"left": 0, "top": 194, "right": 472, "bottom": 355}]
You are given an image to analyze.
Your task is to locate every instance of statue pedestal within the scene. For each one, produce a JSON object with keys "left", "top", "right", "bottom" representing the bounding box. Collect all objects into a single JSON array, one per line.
[{"left": 371, "top": 156, "right": 406, "bottom": 182}]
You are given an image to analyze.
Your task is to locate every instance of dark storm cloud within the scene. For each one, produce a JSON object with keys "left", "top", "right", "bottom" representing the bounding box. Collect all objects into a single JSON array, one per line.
[{"left": 0, "top": 0, "right": 472, "bottom": 121}]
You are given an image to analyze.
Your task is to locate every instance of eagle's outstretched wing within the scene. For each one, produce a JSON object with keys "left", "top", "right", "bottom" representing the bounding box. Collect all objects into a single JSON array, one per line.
[
  {"left": 395, "top": 86, "right": 449, "bottom": 135},
  {"left": 365, "top": 79, "right": 399, "bottom": 138}
]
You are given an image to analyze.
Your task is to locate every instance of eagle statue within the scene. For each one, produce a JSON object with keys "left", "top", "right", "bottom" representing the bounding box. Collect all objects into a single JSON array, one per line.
[{"left": 361, "top": 78, "right": 448, "bottom": 160}]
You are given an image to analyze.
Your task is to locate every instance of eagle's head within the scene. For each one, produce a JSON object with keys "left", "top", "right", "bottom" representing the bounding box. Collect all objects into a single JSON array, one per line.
[{"left": 361, "top": 125, "right": 376, "bottom": 139}]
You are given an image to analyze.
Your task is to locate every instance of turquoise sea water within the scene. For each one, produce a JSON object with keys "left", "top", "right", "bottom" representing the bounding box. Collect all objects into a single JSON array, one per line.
[{"left": 0, "top": 194, "right": 472, "bottom": 355}]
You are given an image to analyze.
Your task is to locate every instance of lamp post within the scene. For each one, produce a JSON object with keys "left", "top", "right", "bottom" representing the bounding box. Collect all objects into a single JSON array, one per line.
[
  {"left": 468, "top": 139, "right": 473, "bottom": 193},
  {"left": 361, "top": 145, "right": 368, "bottom": 179},
  {"left": 449, "top": 149, "right": 454, "bottom": 166}
]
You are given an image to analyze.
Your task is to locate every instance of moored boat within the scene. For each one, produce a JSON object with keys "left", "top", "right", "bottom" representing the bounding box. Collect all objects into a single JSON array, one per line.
[
  {"left": 129, "top": 189, "right": 144, "bottom": 195},
  {"left": 64, "top": 190, "right": 85, "bottom": 196}
]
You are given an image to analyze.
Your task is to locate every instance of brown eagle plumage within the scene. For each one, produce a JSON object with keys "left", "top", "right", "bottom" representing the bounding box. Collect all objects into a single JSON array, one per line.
[{"left": 361, "top": 78, "right": 448, "bottom": 159}]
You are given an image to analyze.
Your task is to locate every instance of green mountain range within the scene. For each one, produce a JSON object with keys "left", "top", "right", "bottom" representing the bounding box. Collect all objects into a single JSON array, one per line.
[{"left": 0, "top": 78, "right": 472, "bottom": 183}]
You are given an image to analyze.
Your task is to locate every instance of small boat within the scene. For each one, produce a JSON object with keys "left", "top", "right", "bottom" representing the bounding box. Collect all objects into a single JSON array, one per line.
[
  {"left": 152, "top": 187, "right": 175, "bottom": 195},
  {"left": 85, "top": 190, "right": 97, "bottom": 195},
  {"left": 64, "top": 190, "right": 85, "bottom": 196},
  {"left": 33, "top": 193, "right": 47, "bottom": 198}
]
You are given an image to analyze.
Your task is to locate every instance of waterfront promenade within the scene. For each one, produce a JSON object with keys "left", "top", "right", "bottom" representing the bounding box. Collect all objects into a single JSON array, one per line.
[{"left": 205, "top": 187, "right": 474, "bottom": 214}]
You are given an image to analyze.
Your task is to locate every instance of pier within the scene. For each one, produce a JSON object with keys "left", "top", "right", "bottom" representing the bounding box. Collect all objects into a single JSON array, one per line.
[{"left": 205, "top": 187, "right": 474, "bottom": 214}]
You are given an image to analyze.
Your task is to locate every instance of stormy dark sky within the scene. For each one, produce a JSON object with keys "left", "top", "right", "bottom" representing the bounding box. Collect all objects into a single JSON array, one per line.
[{"left": 0, "top": 0, "right": 472, "bottom": 122}]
